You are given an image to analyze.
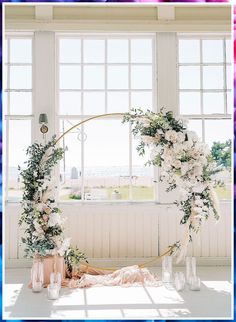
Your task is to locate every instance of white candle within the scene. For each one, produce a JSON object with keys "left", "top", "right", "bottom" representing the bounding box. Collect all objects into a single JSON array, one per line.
[
  {"left": 163, "top": 271, "right": 171, "bottom": 282},
  {"left": 47, "top": 284, "right": 60, "bottom": 300},
  {"left": 32, "top": 281, "right": 43, "bottom": 293},
  {"left": 189, "top": 276, "right": 201, "bottom": 291}
]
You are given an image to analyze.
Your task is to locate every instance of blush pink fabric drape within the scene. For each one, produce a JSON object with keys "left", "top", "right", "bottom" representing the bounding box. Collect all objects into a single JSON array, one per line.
[{"left": 77, "top": 265, "right": 161, "bottom": 288}]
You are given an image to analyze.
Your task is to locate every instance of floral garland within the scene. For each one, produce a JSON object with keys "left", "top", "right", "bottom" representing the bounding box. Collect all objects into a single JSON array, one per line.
[
  {"left": 19, "top": 136, "right": 71, "bottom": 258},
  {"left": 123, "top": 108, "right": 222, "bottom": 261}
]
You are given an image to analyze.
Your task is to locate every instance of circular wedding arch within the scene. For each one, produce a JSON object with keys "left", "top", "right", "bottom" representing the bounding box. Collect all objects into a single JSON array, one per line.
[
  {"left": 19, "top": 109, "right": 220, "bottom": 270},
  {"left": 56, "top": 112, "right": 175, "bottom": 270}
]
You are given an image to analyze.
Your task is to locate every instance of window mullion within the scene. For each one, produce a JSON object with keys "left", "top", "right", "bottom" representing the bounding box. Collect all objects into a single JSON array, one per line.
[
  {"left": 81, "top": 38, "right": 85, "bottom": 201},
  {"left": 223, "top": 38, "right": 227, "bottom": 114},
  {"left": 128, "top": 38, "right": 133, "bottom": 201},
  {"left": 105, "top": 38, "right": 108, "bottom": 114}
]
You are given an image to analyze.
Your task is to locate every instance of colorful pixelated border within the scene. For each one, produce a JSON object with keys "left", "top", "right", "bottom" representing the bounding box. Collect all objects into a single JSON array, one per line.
[{"left": 0, "top": 1, "right": 234, "bottom": 322}]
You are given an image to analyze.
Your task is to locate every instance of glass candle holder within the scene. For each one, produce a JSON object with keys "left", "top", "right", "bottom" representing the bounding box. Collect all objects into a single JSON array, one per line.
[
  {"left": 189, "top": 276, "right": 201, "bottom": 291},
  {"left": 47, "top": 283, "right": 60, "bottom": 300},
  {"left": 162, "top": 256, "right": 173, "bottom": 283},
  {"left": 50, "top": 272, "right": 62, "bottom": 289},
  {"left": 31, "top": 258, "right": 44, "bottom": 292},
  {"left": 186, "top": 256, "right": 196, "bottom": 284},
  {"left": 174, "top": 272, "right": 185, "bottom": 291}
]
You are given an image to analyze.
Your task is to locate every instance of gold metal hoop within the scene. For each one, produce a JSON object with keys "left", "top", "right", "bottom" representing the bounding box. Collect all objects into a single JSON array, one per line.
[
  {"left": 56, "top": 112, "right": 175, "bottom": 270},
  {"left": 56, "top": 113, "right": 125, "bottom": 144}
]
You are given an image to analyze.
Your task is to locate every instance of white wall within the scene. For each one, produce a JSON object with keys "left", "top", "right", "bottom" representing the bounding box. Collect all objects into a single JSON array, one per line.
[{"left": 5, "top": 201, "right": 231, "bottom": 268}]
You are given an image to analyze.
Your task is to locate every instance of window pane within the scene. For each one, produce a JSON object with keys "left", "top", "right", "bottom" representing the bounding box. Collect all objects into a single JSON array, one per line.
[
  {"left": 226, "top": 39, "right": 231, "bottom": 63},
  {"left": 59, "top": 92, "right": 81, "bottom": 115},
  {"left": 84, "top": 92, "right": 105, "bottom": 114},
  {"left": 187, "top": 119, "right": 202, "bottom": 141},
  {"left": 10, "top": 66, "right": 32, "bottom": 89},
  {"left": 227, "top": 92, "right": 232, "bottom": 114},
  {"left": 59, "top": 119, "right": 82, "bottom": 201},
  {"left": 59, "top": 39, "right": 81, "bottom": 63},
  {"left": 10, "top": 92, "right": 32, "bottom": 115},
  {"left": 131, "top": 66, "right": 152, "bottom": 90},
  {"left": 107, "top": 92, "right": 129, "bottom": 113},
  {"left": 202, "top": 66, "right": 224, "bottom": 90},
  {"left": 205, "top": 119, "right": 232, "bottom": 200},
  {"left": 10, "top": 39, "right": 32, "bottom": 63},
  {"left": 179, "top": 66, "right": 200, "bottom": 90},
  {"left": 131, "top": 39, "right": 152, "bottom": 63},
  {"left": 84, "top": 66, "right": 105, "bottom": 90},
  {"left": 84, "top": 120, "right": 129, "bottom": 201},
  {"left": 60, "top": 66, "right": 81, "bottom": 89},
  {"left": 178, "top": 39, "right": 200, "bottom": 63},
  {"left": 107, "top": 66, "right": 128, "bottom": 90},
  {"left": 8, "top": 120, "right": 31, "bottom": 201},
  {"left": 107, "top": 39, "right": 128, "bottom": 63},
  {"left": 205, "top": 119, "right": 231, "bottom": 147},
  {"left": 131, "top": 91, "right": 153, "bottom": 111},
  {"left": 83, "top": 40, "right": 105, "bottom": 63},
  {"left": 226, "top": 65, "right": 232, "bottom": 90},
  {"left": 132, "top": 136, "right": 154, "bottom": 200},
  {"left": 203, "top": 92, "right": 224, "bottom": 114},
  {"left": 179, "top": 92, "right": 201, "bottom": 115},
  {"left": 4, "top": 39, "right": 8, "bottom": 63},
  {"left": 202, "top": 40, "right": 224, "bottom": 63}
]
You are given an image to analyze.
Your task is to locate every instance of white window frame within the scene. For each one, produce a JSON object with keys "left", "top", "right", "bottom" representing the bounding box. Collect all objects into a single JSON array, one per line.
[
  {"left": 177, "top": 33, "right": 232, "bottom": 143},
  {"left": 55, "top": 33, "right": 158, "bottom": 203},
  {"left": 177, "top": 33, "right": 232, "bottom": 202},
  {"left": 4, "top": 33, "right": 34, "bottom": 202},
  {"left": 3, "top": 31, "right": 232, "bottom": 204}
]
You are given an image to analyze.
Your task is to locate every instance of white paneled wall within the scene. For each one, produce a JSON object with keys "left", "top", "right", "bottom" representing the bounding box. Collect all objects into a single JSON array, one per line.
[{"left": 5, "top": 202, "right": 231, "bottom": 267}]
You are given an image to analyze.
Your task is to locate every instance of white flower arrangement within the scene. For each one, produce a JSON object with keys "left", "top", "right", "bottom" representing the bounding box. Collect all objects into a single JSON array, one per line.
[{"left": 123, "top": 108, "right": 223, "bottom": 258}]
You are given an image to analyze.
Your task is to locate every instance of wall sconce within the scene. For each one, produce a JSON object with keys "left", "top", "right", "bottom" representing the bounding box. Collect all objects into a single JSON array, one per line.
[{"left": 39, "top": 113, "right": 48, "bottom": 134}]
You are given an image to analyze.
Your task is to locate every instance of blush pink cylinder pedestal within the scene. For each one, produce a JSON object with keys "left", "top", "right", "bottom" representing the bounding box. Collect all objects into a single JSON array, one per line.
[{"left": 42, "top": 256, "right": 65, "bottom": 286}]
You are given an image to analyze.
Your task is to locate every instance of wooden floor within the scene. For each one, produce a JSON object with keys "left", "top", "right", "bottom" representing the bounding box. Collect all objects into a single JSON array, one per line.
[{"left": 3, "top": 266, "right": 232, "bottom": 319}]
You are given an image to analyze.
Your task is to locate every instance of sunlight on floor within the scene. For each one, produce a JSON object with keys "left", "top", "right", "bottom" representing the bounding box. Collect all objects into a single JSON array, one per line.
[
  {"left": 4, "top": 267, "right": 232, "bottom": 319},
  {"left": 4, "top": 284, "right": 24, "bottom": 307},
  {"left": 201, "top": 281, "right": 232, "bottom": 293}
]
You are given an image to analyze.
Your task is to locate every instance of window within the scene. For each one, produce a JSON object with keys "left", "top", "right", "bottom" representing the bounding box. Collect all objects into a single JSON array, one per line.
[
  {"left": 57, "top": 35, "right": 156, "bottom": 201},
  {"left": 4, "top": 35, "right": 33, "bottom": 202},
  {"left": 178, "top": 35, "right": 232, "bottom": 199}
]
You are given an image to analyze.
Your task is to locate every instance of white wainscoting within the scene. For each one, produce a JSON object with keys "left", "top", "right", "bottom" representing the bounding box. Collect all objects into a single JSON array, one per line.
[{"left": 5, "top": 202, "right": 231, "bottom": 268}]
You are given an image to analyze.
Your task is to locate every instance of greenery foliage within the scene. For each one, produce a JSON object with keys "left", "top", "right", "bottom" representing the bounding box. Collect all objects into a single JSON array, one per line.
[
  {"left": 19, "top": 136, "right": 85, "bottom": 269},
  {"left": 211, "top": 140, "right": 231, "bottom": 169}
]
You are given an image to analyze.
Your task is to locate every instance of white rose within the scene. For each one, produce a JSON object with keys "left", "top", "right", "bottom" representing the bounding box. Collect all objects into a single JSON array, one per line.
[
  {"left": 193, "top": 207, "right": 202, "bottom": 214},
  {"left": 187, "top": 131, "right": 198, "bottom": 142},
  {"left": 141, "top": 135, "right": 154, "bottom": 145},
  {"left": 48, "top": 213, "right": 62, "bottom": 227},
  {"left": 165, "top": 130, "right": 178, "bottom": 143},
  {"left": 181, "top": 163, "right": 189, "bottom": 175},
  {"left": 198, "top": 156, "right": 208, "bottom": 166},
  {"left": 173, "top": 160, "right": 182, "bottom": 169},
  {"left": 139, "top": 117, "right": 151, "bottom": 128},
  {"left": 177, "top": 132, "right": 185, "bottom": 143},
  {"left": 179, "top": 189, "right": 189, "bottom": 201},
  {"left": 156, "top": 129, "right": 164, "bottom": 135},
  {"left": 33, "top": 220, "right": 44, "bottom": 234},
  {"left": 192, "top": 183, "right": 206, "bottom": 194},
  {"left": 195, "top": 198, "right": 203, "bottom": 207},
  {"left": 193, "top": 166, "right": 203, "bottom": 177},
  {"left": 182, "top": 139, "right": 193, "bottom": 151},
  {"left": 190, "top": 148, "right": 201, "bottom": 160}
]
